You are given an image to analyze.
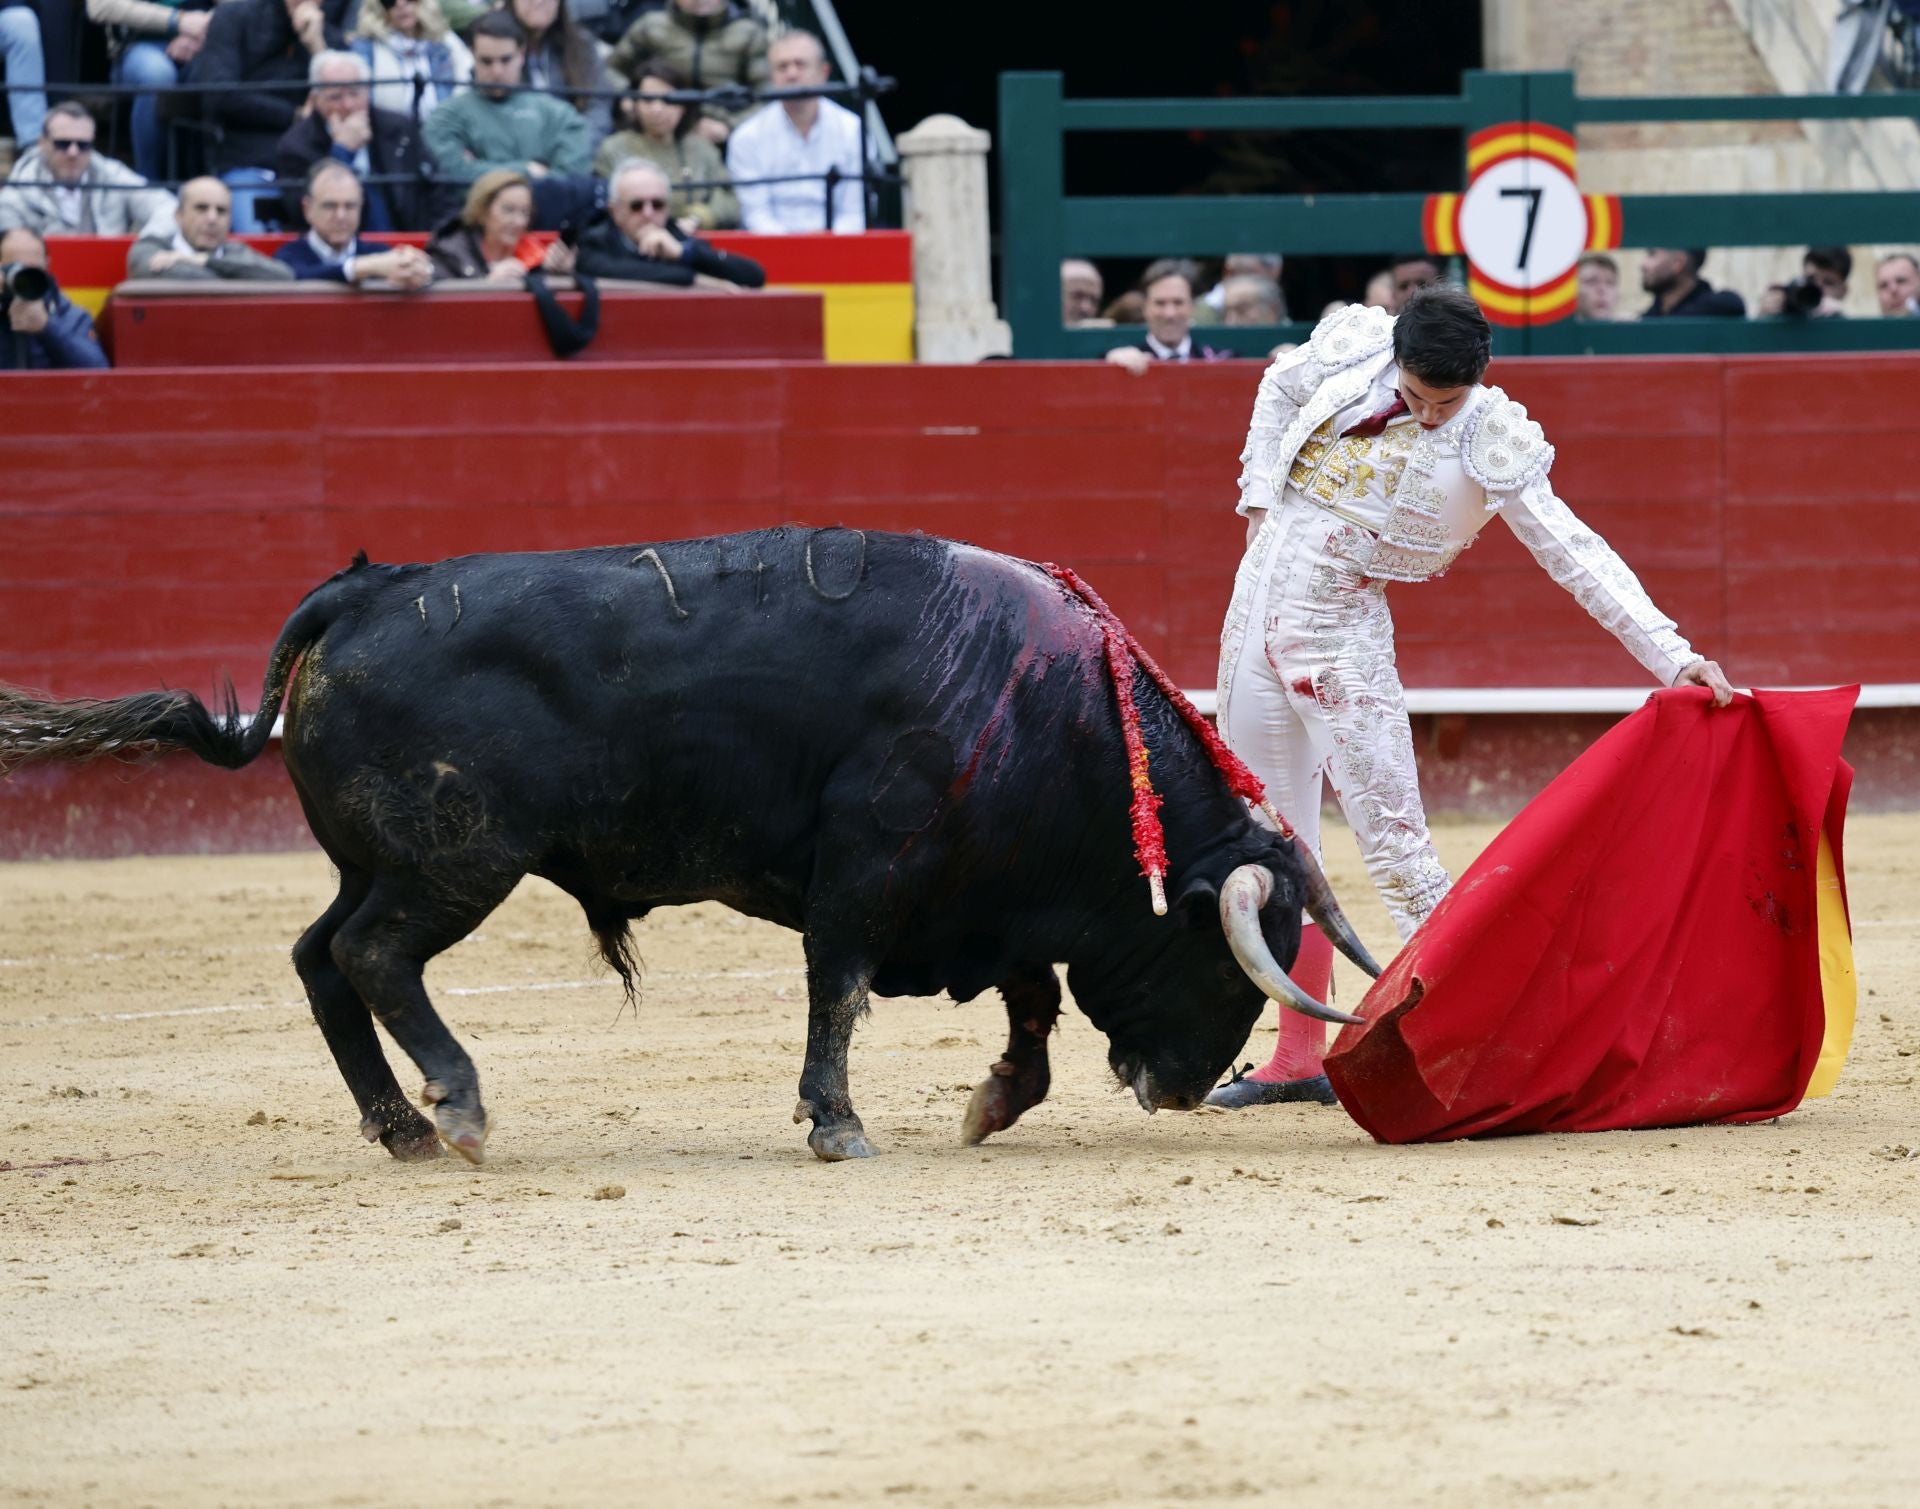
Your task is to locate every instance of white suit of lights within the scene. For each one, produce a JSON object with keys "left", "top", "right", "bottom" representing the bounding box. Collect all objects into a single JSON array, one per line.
[{"left": 1217, "top": 303, "right": 1704, "bottom": 940}]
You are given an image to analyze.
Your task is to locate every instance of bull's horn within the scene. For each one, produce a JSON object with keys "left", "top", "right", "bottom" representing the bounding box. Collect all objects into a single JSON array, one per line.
[
  {"left": 1291, "top": 842, "right": 1383, "bottom": 979},
  {"left": 1219, "top": 866, "right": 1365, "bottom": 1027}
]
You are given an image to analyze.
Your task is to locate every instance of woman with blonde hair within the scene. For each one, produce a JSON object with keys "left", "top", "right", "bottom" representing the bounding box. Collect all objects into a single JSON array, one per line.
[
  {"left": 351, "top": 0, "right": 474, "bottom": 121},
  {"left": 427, "top": 169, "right": 577, "bottom": 282},
  {"left": 592, "top": 61, "right": 739, "bottom": 231}
]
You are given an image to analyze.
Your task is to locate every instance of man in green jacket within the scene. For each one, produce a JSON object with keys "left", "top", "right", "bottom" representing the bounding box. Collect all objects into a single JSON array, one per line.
[
  {"left": 606, "top": 0, "right": 768, "bottom": 144},
  {"left": 423, "top": 11, "right": 591, "bottom": 183}
]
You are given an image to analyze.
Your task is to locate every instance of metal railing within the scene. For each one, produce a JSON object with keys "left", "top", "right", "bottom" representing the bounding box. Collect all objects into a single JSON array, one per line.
[{"left": 998, "top": 69, "right": 1920, "bottom": 358}]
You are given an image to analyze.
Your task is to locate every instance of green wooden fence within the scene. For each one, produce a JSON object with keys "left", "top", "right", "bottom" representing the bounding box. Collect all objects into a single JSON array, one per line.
[{"left": 998, "top": 69, "right": 1920, "bottom": 358}]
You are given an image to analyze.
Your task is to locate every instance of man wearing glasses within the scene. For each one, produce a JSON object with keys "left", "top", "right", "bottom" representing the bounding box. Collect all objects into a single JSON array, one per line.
[
  {"left": 575, "top": 157, "right": 763, "bottom": 288},
  {"left": 0, "top": 102, "right": 175, "bottom": 237}
]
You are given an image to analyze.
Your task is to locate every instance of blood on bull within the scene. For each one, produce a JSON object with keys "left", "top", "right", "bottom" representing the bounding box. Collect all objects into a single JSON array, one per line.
[{"left": 0, "top": 528, "right": 1376, "bottom": 1164}]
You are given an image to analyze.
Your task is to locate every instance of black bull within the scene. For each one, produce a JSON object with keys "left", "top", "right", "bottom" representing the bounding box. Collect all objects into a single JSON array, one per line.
[{"left": 0, "top": 529, "right": 1376, "bottom": 1163}]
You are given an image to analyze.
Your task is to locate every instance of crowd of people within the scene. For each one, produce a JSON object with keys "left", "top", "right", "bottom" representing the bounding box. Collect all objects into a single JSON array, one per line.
[
  {"left": 1066, "top": 242, "right": 1920, "bottom": 372},
  {"left": 0, "top": 0, "right": 875, "bottom": 234},
  {"left": 0, "top": 0, "right": 881, "bottom": 367}
]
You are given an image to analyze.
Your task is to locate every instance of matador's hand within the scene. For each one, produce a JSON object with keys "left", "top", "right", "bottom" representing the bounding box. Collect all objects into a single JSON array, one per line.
[{"left": 1676, "top": 659, "right": 1735, "bottom": 707}]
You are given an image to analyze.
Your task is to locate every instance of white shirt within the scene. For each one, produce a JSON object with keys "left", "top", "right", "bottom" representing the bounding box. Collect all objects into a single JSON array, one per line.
[
  {"left": 305, "top": 228, "right": 359, "bottom": 282},
  {"left": 52, "top": 184, "right": 84, "bottom": 232},
  {"left": 726, "top": 97, "right": 866, "bottom": 234},
  {"left": 1145, "top": 332, "right": 1193, "bottom": 361}
]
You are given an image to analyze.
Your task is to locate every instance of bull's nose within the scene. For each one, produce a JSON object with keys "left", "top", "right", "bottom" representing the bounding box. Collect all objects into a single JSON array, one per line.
[{"left": 1132, "top": 1067, "right": 1203, "bottom": 1114}]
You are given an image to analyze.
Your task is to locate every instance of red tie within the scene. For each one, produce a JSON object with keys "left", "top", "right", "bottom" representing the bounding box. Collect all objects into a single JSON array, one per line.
[{"left": 1341, "top": 394, "right": 1408, "bottom": 438}]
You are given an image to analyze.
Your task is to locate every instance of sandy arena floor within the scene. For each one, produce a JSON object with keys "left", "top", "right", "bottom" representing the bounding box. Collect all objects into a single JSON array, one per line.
[{"left": 2, "top": 815, "right": 1918, "bottom": 1509}]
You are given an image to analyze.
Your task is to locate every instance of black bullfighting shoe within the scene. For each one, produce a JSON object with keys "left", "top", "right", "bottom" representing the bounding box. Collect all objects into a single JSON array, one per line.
[{"left": 1203, "top": 1064, "right": 1339, "bottom": 1108}]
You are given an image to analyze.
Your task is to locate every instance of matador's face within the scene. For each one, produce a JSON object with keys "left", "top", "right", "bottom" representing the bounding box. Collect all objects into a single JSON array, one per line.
[{"left": 1397, "top": 368, "right": 1473, "bottom": 429}]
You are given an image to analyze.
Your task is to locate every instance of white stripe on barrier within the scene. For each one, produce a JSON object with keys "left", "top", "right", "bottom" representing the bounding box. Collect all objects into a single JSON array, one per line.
[{"left": 1177, "top": 684, "right": 1920, "bottom": 718}]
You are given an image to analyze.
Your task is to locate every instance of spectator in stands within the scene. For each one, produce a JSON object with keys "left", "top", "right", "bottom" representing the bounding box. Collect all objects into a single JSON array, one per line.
[
  {"left": 574, "top": 156, "right": 763, "bottom": 288},
  {"left": 1639, "top": 247, "right": 1746, "bottom": 318},
  {"left": 276, "top": 50, "right": 457, "bottom": 232},
  {"left": 425, "top": 167, "right": 575, "bottom": 280},
  {"left": 424, "top": 12, "right": 591, "bottom": 185},
  {"left": 350, "top": 0, "right": 471, "bottom": 122},
  {"left": 1202, "top": 253, "right": 1284, "bottom": 321},
  {"left": 88, "top": 0, "right": 215, "bottom": 180},
  {"left": 1363, "top": 268, "right": 1394, "bottom": 310},
  {"left": 0, "top": 102, "right": 176, "bottom": 236},
  {"left": 1388, "top": 252, "right": 1441, "bottom": 312},
  {"left": 1061, "top": 258, "right": 1102, "bottom": 325},
  {"left": 726, "top": 29, "right": 864, "bottom": 235},
  {"left": 1221, "top": 274, "right": 1285, "bottom": 326},
  {"left": 1102, "top": 289, "right": 1143, "bottom": 324},
  {"left": 0, "top": 224, "right": 108, "bottom": 368},
  {"left": 1105, "top": 258, "right": 1231, "bottom": 374},
  {"left": 510, "top": 0, "right": 612, "bottom": 145},
  {"left": 126, "top": 174, "right": 294, "bottom": 279},
  {"left": 1758, "top": 245, "right": 1851, "bottom": 318},
  {"left": 607, "top": 0, "right": 768, "bottom": 147},
  {"left": 0, "top": 0, "right": 47, "bottom": 148},
  {"left": 593, "top": 63, "right": 738, "bottom": 231},
  {"left": 274, "top": 158, "right": 433, "bottom": 285},
  {"left": 195, "top": 0, "right": 354, "bottom": 230},
  {"left": 1576, "top": 252, "right": 1619, "bottom": 321},
  {"left": 1876, "top": 251, "right": 1919, "bottom": 316}
]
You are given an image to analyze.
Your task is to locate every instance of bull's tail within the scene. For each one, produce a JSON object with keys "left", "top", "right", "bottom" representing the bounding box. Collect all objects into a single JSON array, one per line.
[{"left": 0, "top": 572, "right": 354, "bottom": 777}]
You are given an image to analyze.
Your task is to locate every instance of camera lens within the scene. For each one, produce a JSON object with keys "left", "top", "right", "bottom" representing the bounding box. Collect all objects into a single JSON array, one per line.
[
  {"left": 3, "top": 264, "right": 52, "bottom": 302},
  {"left": 1784, "top": 278, "right": 1824, "bottom": 315}
]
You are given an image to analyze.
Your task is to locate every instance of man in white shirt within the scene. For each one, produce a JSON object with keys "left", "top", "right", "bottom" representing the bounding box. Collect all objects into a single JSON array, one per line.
[
  {"left": 725, "top": 29, "right": 865, "bottom": 234},
  {"left": 1207, "top": 285, "right": 1733, "bottom": 1108}
]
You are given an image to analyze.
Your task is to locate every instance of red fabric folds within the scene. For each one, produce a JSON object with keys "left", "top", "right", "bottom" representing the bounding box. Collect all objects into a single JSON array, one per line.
[{"left": 1326, "top": 686, "right": 1858, "bottom": 1143}]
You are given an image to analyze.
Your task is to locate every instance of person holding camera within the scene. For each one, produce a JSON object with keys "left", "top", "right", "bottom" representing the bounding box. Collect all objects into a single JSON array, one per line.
[
  {"left": 1758, "top": 246, "right": 1851, "bottom": 319},
  {"left": 0, "top": 226, "right": 109, "bottom": 370},
  {"left": 573, "top": 157, "right": 763, "bottom": 288},
  {"left": 1638, "top": 247, "right": 1747, "bottom": 319}
]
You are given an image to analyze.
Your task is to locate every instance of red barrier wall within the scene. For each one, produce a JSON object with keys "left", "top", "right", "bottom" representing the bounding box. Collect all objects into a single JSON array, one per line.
[
  {"left": 103, "top": 286, "right": 825, "bottom": 366},
  {"left": 4, "top": 353, "right": 1917, "bottom": 855}
]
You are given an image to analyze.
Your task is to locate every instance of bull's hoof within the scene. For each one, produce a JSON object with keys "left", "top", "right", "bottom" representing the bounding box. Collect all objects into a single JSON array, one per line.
[
  {"left": 807, "top": 1122, "right": 876, "bottom": 1162},
  {"left": 384, "top": 1125, "right": 446, "bottom": 1162},
  {"left": 362, "top": 1109, "right": 443, "bottom": 1162},
  {"left": 1203, "top": 1071, "right": 1339, "bottom": 1109},
  {"left": 961, "top": 1075, "right": 1017, "bottom": 1146},
  {"left": 433, "top": 1103, "right": 491, "bottom": 1165}
]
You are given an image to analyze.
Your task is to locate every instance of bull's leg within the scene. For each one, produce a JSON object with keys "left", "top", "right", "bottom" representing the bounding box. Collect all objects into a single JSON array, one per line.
[
  {"left": 794, "top": 930, "right": 877, "bottom": 1162},
  {"left": 961, "top": 963, "right": 1062, "bottom": 1146},
  {"left": 329, "top": 874, "right": 513, "bottom": 1164},
  {"left": 291, "top": 866, "right": 440, "bottom": 1161}
]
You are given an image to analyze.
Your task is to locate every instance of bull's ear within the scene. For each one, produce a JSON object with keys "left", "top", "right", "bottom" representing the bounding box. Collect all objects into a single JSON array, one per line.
[{"left": 1170, "top": 875, "right": 1220, "bottom": 929}]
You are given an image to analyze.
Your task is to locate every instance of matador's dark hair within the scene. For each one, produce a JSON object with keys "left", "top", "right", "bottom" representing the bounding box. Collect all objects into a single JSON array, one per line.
[{"left": 1392, "top": 283, "right": 1492, "bottom": 389}]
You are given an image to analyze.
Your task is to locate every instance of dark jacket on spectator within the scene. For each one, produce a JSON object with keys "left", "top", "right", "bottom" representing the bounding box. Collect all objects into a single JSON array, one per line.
[
  {"left": 1640, "top": 279, "right": 1747, "bottom": 320},
  {"left": 606, "top": 6, "right": 769, "bottom": 130},
  {"left": 274, "top": 231, "right": 395, "bottom": 281},
  {"left": 274, "top": 107, "right": 461, "bottom": 232},
  {"left": 572, "top": 212, "right": 764, "bottom": 289},
  {"left": 1, "top": 290, "right": 111, "bottom": 370},
  {"left": 190, "top": 0, "right": 352, "bottom": 175}
]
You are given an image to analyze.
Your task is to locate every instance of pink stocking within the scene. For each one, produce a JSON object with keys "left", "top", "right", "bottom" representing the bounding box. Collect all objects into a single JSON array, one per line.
[{"left": 1245, "top": 921, "right": 1334, "bottom": 1083}]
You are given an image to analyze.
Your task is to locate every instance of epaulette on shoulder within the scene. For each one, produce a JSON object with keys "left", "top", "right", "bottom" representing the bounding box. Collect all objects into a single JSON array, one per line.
[
  {"left": 1458, "top": 387, "right": 1554, "bottom": 493},
  {"left": 1307, "top": 303, "right": 1395, "bottom": 370}
]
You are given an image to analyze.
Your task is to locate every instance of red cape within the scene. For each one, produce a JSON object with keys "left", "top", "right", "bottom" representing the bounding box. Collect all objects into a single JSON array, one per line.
[{"left": 1326, "top": 687, "right": 1856, "bottom": 1142}]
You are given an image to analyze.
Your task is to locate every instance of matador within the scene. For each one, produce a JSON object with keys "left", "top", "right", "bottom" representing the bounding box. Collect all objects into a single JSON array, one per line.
[{"left": 1207, "top": 284, "right": 1733, "bottom": 1109}]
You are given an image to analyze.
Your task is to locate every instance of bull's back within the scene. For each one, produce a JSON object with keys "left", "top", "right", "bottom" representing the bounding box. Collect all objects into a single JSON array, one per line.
[{"left": 280, "top": 530, "right": 1100, "bottom": 892}]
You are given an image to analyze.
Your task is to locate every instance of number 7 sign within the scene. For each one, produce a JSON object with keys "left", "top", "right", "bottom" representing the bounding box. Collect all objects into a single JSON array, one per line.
[{"left": 1423, "top": 123, "right": 1622, "bottom": 326}]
